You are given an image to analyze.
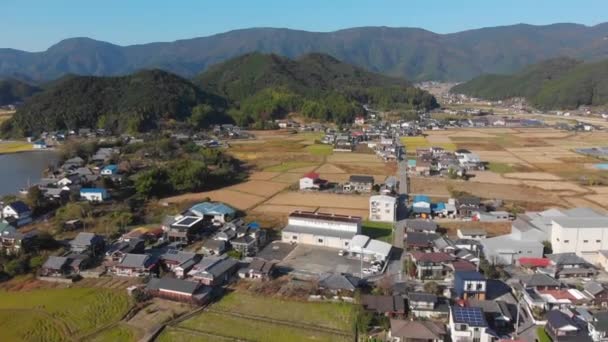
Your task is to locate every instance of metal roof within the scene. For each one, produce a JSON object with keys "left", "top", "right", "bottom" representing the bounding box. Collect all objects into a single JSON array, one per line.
[
  {"left": 190, "top": 202, "right": 236, "bottom": 216},
  {"left": 146, "top": 276, "right": 200, "bottom": 295},
  {"left": 552, "top": 217, "right": 608, "bottom": 229},
  {"left": 283, "top": 225, "right": 358, "bottom": 240}
]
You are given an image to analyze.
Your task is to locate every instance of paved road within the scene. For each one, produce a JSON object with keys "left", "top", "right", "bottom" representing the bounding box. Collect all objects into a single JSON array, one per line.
[{"left": 385, "top": 141, "right": 409, "bottom": 281}]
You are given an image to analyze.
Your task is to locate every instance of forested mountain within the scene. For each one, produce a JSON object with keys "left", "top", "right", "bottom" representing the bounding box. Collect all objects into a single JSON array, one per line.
[
  {"left": 10, "top": 70, "right": 227, "bottom": 135},
  {"left": 451, "top": 57, "right": 608, "bottom": 109},
  {"left": 197, "top": 53, "right": 438, "bottom": 126},
  {"left": 0, "top": 79, "right": 41, "bottom": 106},
  {"left": 1, "top": 23, "right": 608, "bottom": 82}
]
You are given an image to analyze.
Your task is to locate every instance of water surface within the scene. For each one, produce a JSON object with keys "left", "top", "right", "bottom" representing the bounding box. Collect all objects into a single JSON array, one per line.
[{"left": 0, "top": 151, "right": 59, "bottom": 196}]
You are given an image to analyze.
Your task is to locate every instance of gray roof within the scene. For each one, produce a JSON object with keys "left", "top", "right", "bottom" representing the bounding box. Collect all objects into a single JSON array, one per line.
[
  {"left": 520, "top": 273, "right": 561, "bottom": 288},
  {"left": 318, "top": 273, "right": 360, "bottom": 291},
  {"left": 246, "top": 259, "right": 275, "bottom": 274},
  {"left": 349, "top": 175, "right": 374, "bottom": 184},
  {"left": 547, "top": 253, "right": 588, "bottom": 266},
  {"left": 361, "top": 295, "right": 406, "bottom": 313},
  {"left": 593, "top": 311, "right": 608, "bottom": 332},
  {"left": 202, "top": 239, "right": 226, "bottom": 250},
  {"left": 408, "top": 292, "right": 437, "bottom": 303},
  {"left": 43, "top": 256, "right": 69, "bottom": 270},
  {"left": 206, "top": 257, "right": 238, "bottom": 278},
  {"left": 562, "top": 207, "right": 605, "bottom": 218},
  {"left": 552, "top": 217, "right": 608, "bottom": 229},
  {"left": 283, "top": 225, "right": 358, "bottom": 240},
  {"left": 70, "top": 232, "right": 102, "bottom": 247},
  {"left": 146, "top": 276, "right": 200, "bottom": 294},
  {"left": 405, "top": 219, "right": 437, "bottom": 232},
  {"left": 160, "top": 250, "right": 197, "bottom": 264},
  {"left": 390, "top": 319, "right": 445, "bottom": 340},
  {"left": 406, "top": 232, "right": 439, "bottom": 246},
  {"left": 584, "top": 281, "right": 606, "bottom": 296},
  {"left": 119, "top": 253, "right": 155, "bottom": 268},
  {"left": 467, "top": 299, "right": 513, "bottom": 320},
  {"left": 458, "top": 228, "right": 486, "bottom": 235}
]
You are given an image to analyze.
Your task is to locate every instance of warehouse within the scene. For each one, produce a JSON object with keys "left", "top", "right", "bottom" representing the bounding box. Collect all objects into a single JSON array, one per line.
[{"left": 281, "top": 211, "right": 362, "bottom": 249}]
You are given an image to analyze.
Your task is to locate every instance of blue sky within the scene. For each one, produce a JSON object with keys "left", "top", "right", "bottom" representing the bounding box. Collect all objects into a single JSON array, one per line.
[{"left": 2, "top": 0, "right": 606, "bottom": 51}]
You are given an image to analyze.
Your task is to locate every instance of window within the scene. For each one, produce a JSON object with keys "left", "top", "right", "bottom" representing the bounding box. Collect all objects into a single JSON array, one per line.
[
  {"left": 564, "top": 240, "right": 569, "bottom": 243},
  {"left": 584, "top": 240, "right": 589, "bottom": 243},
  {"left": 597, "top": 240, "right": 602, "bottom": 243},
  {"left": 292, "top": 235, "right": 298, "bottom": 240},
  {"left": 344, "top": 242, "right": 349, "bottom": 246},
  {"left": 317, "top": 238, "right": 324, "bottom": 243},
  {"left": 476, "top": 284, "right": 483, "bottom": 290},
  {"left": 466, "top": 284, "right": 473, "bottom": 290},
  {"left": 556, "top": 238, "right": 560, "bottom": 242}
]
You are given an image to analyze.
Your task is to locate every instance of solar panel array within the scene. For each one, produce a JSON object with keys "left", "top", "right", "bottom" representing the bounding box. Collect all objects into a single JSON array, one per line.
[{"left": 452, "top": 306, "right": 487, "bottom": 327}]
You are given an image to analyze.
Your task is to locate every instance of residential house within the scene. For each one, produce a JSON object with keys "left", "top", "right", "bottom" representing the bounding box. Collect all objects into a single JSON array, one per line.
[
  {"left": 369, "top": 195, "right": 397, "bottom": 222},
  {"left": 237, "top": 259, "right": 276, "bottom": 280},
  {"left": 454, "top": 239, "right": 481, "bottom": 252},
  {"left": 2, "top": 201, "right": 32, "bottom": 223},
  {"left": 317, "top": 273, "right": 361, "bottom": 294},
  {"left": 545, "top": 309, "right": 591, "bottom": 342},
  {"left": 467, "top": 299, "right": 514, "bottom": 333},
  {"left": 70, "top": 232, "right": 105, "bottom": 255},
  {"left": 200, "top": 239, "right": 227, "bottom": 256},
  {"left": 388, "top": 319, "right": 446, "bottom": 342},
  {"left": 80, "top": 188, "right": 109, "bottom": 202},
  {"left": 281, "top": 211, "right": 362, "bottom": 249},
  {"left": 40, "top": 254, "right": 89, "bottom": 277},
  {"left": 448, "top": 306, "right": 493, "bottom": 342},
  {"left": 104, "top": 239, "right": 145, "bottom": 263},
  {"left": 456, "top": 196, "right": 482, "bottom": 218},
  {"left": 33, "top": 140, "right": 47, "bottom": 149},
  {"left": 408, "top": 292, "right": 449, "bottom": 319},
  {"left": 62, "top": 156, "right": 85, "bottom": 171},
  {"left": 160, "top": 250, "right": 201, "bottom": 277},
  {"left": 187, "top": 256, "right": 239, "bottom": 286},
  {"left": 231, "top": 223, "right": 266, "bottom": 257},
  {"left": 547, "top": 253, "right": 597, "bottom": 278},
  {"left": 349, "top": 234, "right": 392, "bottom": 262},
  {"left": 345, "top": 175, "right": 374, "bottom": 193},
  {"left": 410, "top": 252, "right": 454, "bottom": 280},
  {"left": 145, "top": 276, "right": 212, "bottom": 305},
  {"left": 433, "top": 236, "right": 457, "bottom": 253},
  {"left": 112, "top": 253, "right": 158, "bottom": 277},
  {"left": 405, "top": 219, "right": 437, "bottom": 234},
  {"left": 457, "top": 228, "right": 487, "bottom": 240},
  {"left": 383, "top": 176, "right": 398, "bottom": 194},
  {"left": 299, "top": 172, "right": 327, "bottom": 190},
  {"left": 406, "top": 232, "right": 440, "bottom": 251},
  {"left": 100, "top": 164, "right": 119, "bottom": 176},
  {"left": 411, "top": 195, "right": 431, "bottom": 218},
  {"left": 520, "top": 273, "right": 561, "bottom": 291},
  {"left": 189, "top": 202, "right": 236, "bottom": 224},
  {"left": 0, "top": 222, "right": 37, "bottom": 255},
  {"left": 361, "top": 295, "right": 407, "bottom": 317},
  {"left": 588, "top": 311, "right": 608, "bottom": 342},
  {"left": 584, "top": 282, "right": 608, "bottom": 308},
  {"left": 91, "top": 147, "right": 118, "bottom": 164},
  {"left": 454, "top": 271, "right": 487, "bottom": 300},
  {"left": 166, "top": 216, "right": 204, "bottom": 243}
]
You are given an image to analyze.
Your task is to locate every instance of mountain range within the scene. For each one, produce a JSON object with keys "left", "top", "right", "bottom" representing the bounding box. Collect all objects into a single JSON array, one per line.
[
  {"left": 2, "top": 23, "right": 608, "bottom": 82},
  {"left": 451, "top": 57, "right": 608, "bottom": 109}
]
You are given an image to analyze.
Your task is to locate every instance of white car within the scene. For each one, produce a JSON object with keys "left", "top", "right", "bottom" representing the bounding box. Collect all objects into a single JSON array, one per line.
[{"left": 338, "top": 250, "right": 345, "bottom": 256}]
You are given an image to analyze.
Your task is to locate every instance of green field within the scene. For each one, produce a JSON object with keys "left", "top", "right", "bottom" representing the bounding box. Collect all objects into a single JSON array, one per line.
[
  {"left": 0, "top": 288, "right": 131, "bottom": 342},
  {"left": 306, "top": 144, "right": 333, "bottom": 156},
  {"left": 487, "top": 162, "right": 515, "bottom": 174},
  {"left": 161, "top": 292, "right": 355, "bottom": 342},
  {"left": 91, "top": 324, "right": 135, "bottom": 342},
  {"left": 264, "top": 161, "right": 319, "bottom": 172},
  {"left": 362, "top": 220, "right": 394, "bottom": 243}
]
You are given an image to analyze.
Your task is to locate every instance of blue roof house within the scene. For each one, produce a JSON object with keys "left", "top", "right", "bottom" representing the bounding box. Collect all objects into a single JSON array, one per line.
[
  {"left": 80, "top": 188, "right": 109, "bottom": 202},
  {"left": 412, "top": 195, "right": 431, "bottom": 216},
  {"left": 454, "top": 271, "right": 487, "bottom": 300},
  {"left": 189, "top": 202, "right": 236, "bottom": 223},
  {"left": 101, "top": 164, "right": 119, "bottom": 175},
  {"left": 33, "top": 140, "right": 47, "bottom": 149}
]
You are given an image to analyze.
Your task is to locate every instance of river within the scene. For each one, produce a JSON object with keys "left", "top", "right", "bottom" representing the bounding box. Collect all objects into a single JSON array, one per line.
[{"left": 0, "top": 151, "right": 60, "bottom": 196}]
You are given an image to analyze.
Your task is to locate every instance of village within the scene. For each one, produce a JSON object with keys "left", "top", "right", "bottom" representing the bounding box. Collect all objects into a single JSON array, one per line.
[{"left": 0, "top": 113, "right": 608, "bottom": 342}]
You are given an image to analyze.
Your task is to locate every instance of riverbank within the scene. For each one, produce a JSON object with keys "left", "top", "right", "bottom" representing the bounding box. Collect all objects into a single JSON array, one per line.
[{"left": 0, "top": 141, "right": 36, "bottom": 155}]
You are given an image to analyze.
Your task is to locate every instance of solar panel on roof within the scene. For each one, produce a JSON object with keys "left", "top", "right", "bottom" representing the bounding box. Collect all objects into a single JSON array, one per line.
[{"left": 452, "top": 307, "right": 487, "bottom": 326}]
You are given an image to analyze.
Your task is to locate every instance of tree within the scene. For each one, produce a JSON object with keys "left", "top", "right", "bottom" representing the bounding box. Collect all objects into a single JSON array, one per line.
[
  {"left": 134, "top": 167, "right": 171, "bottom": 199},
  {"left": 29, "top": 256, "right": 45, "bottom": 270},
  {"left": 542, "top": 240, "right": 553, "bottom": 255},
  {"left": 479, "top": 257, "right": 500, "bottom": 279},
  {"left": 423, "top": 281, "right": 441, "bottom": 295},
  {"left": 4, "top": 258, "right": 28, "bottom": 277},
  {"left": 167, "top": 160, "right": 208, "bottom": 193},
  {"left": 26, "top": 186, "right": 45, "bottom": 214}
]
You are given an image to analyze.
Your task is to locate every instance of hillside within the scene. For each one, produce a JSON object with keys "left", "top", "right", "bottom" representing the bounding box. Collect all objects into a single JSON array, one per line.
[
  {"left": 0, "top": 79, "right": 41, "bottom": 106},
  {"left": 197, "top": 53, "right": 438, "bottom": 126},
  {"left": 11, "top": 70, "right": 227, "bottom": 135},
  {"left": 1, "top": 23, "right": 608, "bottom": 82},
  {"left": 451, "top": 58, "right": 608, "bottom": 109}
]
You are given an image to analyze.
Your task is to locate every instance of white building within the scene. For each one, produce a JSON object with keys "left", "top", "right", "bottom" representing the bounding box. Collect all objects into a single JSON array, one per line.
[
  {"left": 299, "top": 172, "right": 325, "bottom": 190},
  {"left": 551, "top": 216, "right": 608, "bottom": 261},
  {"left": 369, "top": 195, "right": 397, "bottom": 222},
  {"left": 481, "top": 235, "right": 544, "bottom": 265},
  {"left": 448, "top": 306, "right": 493, "bottom": 342},
  {"left": 282, "top": 211, "right": 361, "bottom": 249},
  {"left": 349, "top": 234, "right": 392, "bottom": 262},
  {"left": 80, "top": 188, "right": 109, "bottom": 202}
]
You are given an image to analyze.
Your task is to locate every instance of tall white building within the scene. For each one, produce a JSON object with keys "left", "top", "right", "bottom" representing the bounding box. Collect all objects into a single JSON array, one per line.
[
  {"left": 282, "top": 211, "right": 362, "bottom": 249},
  {"left": 551, "top": 216, "right": 608, "bottom": 260},
  {"left": 369, "top": 195, "right": 397, "bottom": 222}
]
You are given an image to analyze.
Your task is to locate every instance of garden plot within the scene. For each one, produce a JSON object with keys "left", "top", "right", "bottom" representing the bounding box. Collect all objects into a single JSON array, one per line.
[
  {"left": 228, "top": 180, "right": 290, "bottom": 197},
  {"left": 267, "top": 192, "right": 369, "bottom": 209},
  {"left": 164, "top": 189, "right": 265, "bottom": 210}
]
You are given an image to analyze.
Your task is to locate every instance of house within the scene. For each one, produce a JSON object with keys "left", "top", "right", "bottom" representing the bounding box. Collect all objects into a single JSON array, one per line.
[
  {"left": 105, "top": 239, "right": 145, "bottom": 263},
  {"left": 200, "top": 239, "right": 227, "bottom": 255},
  {"left": 411, "top": 195, "right": 431, "bottom": 218},
  {"left": 433, "top": 236, "right": 457, "bottom": 253},
  {"left": 369, "top": 195, "right": 397, "bottom": 222},
  {"left": 456, "top": 196, "right": 482, "bottom": 218},
  {"left": 584, "top": 282, "right": 608, "bottom": 308},
  {"left": 166, "top": 216, "right": 204, "bottom": 243},
  {"left": 70, "top": 232, "right": 105, "bottom": 255},
  {"left": 467, "top": 299, "right": 514, "bottom": 332},
  {"left": 454, "top": 239, "right": 481, "bottom": 252},
  {"left": 408, "top": 292, "right": 449, "bottom": 319},
  {"left": 112, "top": 253, "right": 158, "bottom": 277},
  {"left": 383, "top": 176, "right": 399, "bottom": 193},
  {"left": 237, "top": 259, "right": 276, "bottom": 280},
  {"left": 318, "top": 273, "right": 361, "bottom": 294},
  {"left": 43, "top": 188, "right": 69, "bottom": 202},
  {"left": 457, "top": 228, "right": 487, "bottom": 240},
  {"left": 410, "top": 252, "right": 454, "bottom": 280},
  {"left": 520, "top": 273, "right": 561, "bottom": 291},
  {"left": 91, "top": 147, "right": 118, "bottom": 163},
  {"left": 588, "top": 311, "right": 608, "bottom": 341},
  {"left": 545, "top": 309, "right": 591, "bottom": 342},
  {"left": 405, "top": 219, "right": 437, "bottom": 234},
  {"left": 0, "top": 222, "right": 37, "bottom": 255},
  {"left": 160, "top": 250, "right": 201, "bottom": 278},
  {"left": 361, "top": 295, "right": 407, "bottom": 317},
  {"left": 406, "top": 232, "right": 440, "bottom": 251},
  {"left": 100, "top": 164, "right": 119, "bottom": 176},
  {"left": 354, "top": 116, "right": 365, "bottom": 125},
  {"left": 2, "top": 201, "right": 32, "bottom": 222},
  {"left": 349, "top": 234, "right": 392, "bottom": 262},
  {"left": 454, "top": 271, "right": 487, "bottom": 300},
  {"left": 33, "top": 140, "right": 47, "bottom": 149},
  {"left": 40, "top": 254, "right": 90, "bottom": 277},
  {"left": 281, "top": 211, "right": 362, "bottom": 249},
  {"left": 80, "top": 188, "right": 109, "bottom": 202},
  {"left": 187, "top": 256, "right": 239, "bottom": 286},
  {"left": 189, "top": 202, "right": 236, "bottom": 224},
  {"left": 345, "top": 175, "right": 374, "bottom": 193},
  {"left": 448, "top": 306, "right": 493, "bottom": 342},
  {"left": 547, "top": 253, "right": 597, "bottom": 278},
  {"left": 145, "top": 276, "right": 212, "bottom": 305},
  {"left": 388, "top": 319, "right": 446, "bottom": 342},
  {"left": 299, "top": 172, "right": 326, "bottom": 190},
  {"left": 480, "top": 234, "right": 544, "bottom": 265}
]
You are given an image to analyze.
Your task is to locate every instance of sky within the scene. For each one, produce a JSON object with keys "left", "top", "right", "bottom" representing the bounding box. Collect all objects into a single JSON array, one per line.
[{"left": 2, "top": 0, "right": 606, "bottom": 51}]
